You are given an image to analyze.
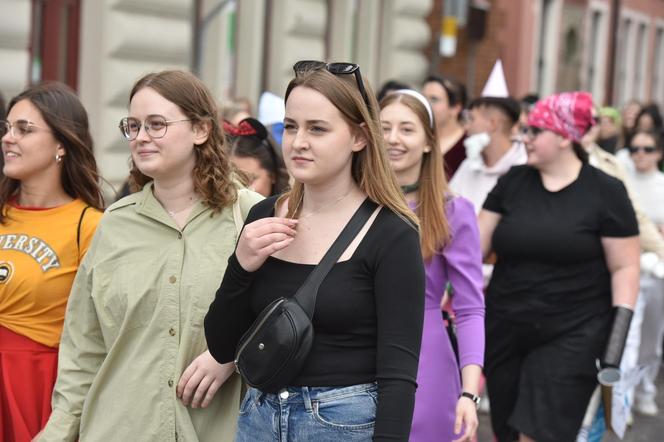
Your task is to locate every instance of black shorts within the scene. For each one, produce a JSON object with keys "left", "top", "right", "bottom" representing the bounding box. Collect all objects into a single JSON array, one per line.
[{"left": 484, "top": 308, "right": 612, "bottom": 442}]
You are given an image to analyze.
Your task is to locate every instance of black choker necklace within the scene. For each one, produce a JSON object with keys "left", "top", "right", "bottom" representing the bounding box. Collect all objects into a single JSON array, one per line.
[{"left": 400, "top": 182, "right": 420, "bottom": 194}]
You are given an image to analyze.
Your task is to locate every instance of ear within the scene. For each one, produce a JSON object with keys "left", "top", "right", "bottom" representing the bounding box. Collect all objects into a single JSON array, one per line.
[
  {"left": 56, "top": 144, "right": 66, "bottom": 157},
  {"left": 559, "top": 137, "right": 573, "bottom": 150},
  {"left": 193, "top": 120, "right": 211, "bottom": 146},
  {"left": 351, "top": 123, "right": 369, "bottom": 152}
]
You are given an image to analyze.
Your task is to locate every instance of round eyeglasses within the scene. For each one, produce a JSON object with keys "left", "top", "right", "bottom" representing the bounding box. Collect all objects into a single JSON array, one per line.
[
  {"left": 119, "top": 115, "right": 190, "bottom": 141},
  {"left": 1, "top": 120, "right": 51, "bottom": 139}
]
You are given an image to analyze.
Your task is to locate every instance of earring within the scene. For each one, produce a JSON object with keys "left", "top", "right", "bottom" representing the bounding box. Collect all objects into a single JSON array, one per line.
[{"left": 55, "top": 154, "right": 62, "bottom": 163}]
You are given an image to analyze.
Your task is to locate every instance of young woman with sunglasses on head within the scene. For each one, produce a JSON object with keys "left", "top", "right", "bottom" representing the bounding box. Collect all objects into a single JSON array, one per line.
[
  {"left": 479, "top": 92, "right": 640, "bottom": 442},
  {"left": 0, "top": 83, "right": 104, "bottom": 442},
  {"left": 421, "top": 75, "right": 468, "bottom": 178},
  {"left": 205, "top": 61, "right": 425, "bottom": 441},
  {"left": 223, "top": 117, "right": 290, "bottom": 197},
  {"left": 38, "top": 70, "right": 263, "bottom": 442},
  {"left": 379, "top": 90, "right": 484, "bottom": 442}
]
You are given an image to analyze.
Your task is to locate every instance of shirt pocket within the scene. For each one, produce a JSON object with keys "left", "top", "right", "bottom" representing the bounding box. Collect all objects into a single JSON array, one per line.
[{"left": 91, "top": 259, "right": 160, "bottom": 331}]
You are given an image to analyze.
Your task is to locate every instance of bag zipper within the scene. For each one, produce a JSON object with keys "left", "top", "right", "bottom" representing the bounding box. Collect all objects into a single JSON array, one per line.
[{"left": 234, "top": 298, "right": 286, "bottom": 373}]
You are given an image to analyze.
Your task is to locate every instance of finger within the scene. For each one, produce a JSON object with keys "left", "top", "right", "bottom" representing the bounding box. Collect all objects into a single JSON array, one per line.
[
  {"left": 245, "top": 217, "right": 298, "bottom": 231},
  {"left": 452, "top": 416, "right": 477, "bottom": 442},
  {"left": 249, "top": 222, "right": 298, "bottom": 239},
  {"left": 181, "top": 369, "right": 205, "bottom": 405},
  {"left": 454, "top": 409, "right": 463, "bottom": 435},
  {"left": 200, "top": 379, "right": 222, "bottom": 408},
  {"left": 251, "top": 232, "right": 297, "bottom": 251},
  {"left": 176, "top": 362, "right": 197, "bottom": 398},
  {"left": 191, "top": 375, "right": 214, "bottom": 408},
  {"left": 258, "top": 236, "right": 295, "bottom": 255}
]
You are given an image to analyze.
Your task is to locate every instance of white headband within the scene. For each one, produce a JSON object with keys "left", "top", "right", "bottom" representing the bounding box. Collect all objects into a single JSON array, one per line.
[{"left": 394, "top": 89, "right": 435, "bottom": 128}]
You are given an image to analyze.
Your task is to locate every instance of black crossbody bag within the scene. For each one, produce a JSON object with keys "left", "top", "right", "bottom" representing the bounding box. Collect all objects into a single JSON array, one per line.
[{"left": 234, "top": 198, "right": 377, "bottom": 393}]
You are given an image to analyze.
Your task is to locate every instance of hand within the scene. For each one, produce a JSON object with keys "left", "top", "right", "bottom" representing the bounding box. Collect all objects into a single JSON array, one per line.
[
  {"left": 452, "top": 396, "right": 479, "bottom": 442},
  {"left": 235, "top": 217, "right": 298, "bottom": 272},
  {"left": 177, "top": 350, "right": 235, "bottom": 408}
]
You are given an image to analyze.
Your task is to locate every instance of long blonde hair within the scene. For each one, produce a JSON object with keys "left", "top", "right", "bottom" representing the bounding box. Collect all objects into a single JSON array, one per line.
[
  {"left": 278, "top": 66, "right": 418, "bottom": 228},
  {"left": 380, "top": 92, "right": 451, "bottom": 260}
]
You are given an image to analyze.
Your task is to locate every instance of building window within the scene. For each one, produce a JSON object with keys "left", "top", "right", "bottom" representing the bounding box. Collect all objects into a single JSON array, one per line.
[
  {"left": 585, "top": 10, "right": 602, "bottom": 93},
  {"left": 633, "top": 22, "right": 648, "bottom": 101},
  {"left": 536, "top": 0, "right": 555, "bottom": 94},
  {"left": 30, "top": 0, "right": 81, "bottom": 89},
  {"left": 615, "top": 17, "right": 631, "bottom": 106},
  {"left": 654, "top": 27, "right": 664, "bottom": 106}
]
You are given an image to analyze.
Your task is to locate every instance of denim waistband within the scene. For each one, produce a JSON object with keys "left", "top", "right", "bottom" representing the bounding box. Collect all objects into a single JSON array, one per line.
[{"left": 253, "top": 382, "right": 377, "bottom": 411}]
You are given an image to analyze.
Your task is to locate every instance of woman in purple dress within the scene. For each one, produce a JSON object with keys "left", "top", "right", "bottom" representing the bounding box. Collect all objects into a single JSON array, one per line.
[{"left": 380, "top": 90, "right": 485, "bottom": 442}]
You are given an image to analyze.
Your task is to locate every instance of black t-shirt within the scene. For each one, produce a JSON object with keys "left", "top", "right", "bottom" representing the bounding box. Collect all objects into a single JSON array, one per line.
[
  {"left": 483, "top": 164, "right": 638, "bottom": 321},
  {"left": 205, "top": 196, "right": 425, "bottom": 441}
]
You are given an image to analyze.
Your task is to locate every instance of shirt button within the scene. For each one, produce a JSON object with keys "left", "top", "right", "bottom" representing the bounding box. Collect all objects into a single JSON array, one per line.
[
  {"left": 169, "top": 328, "right": 176, "bottom": 336},
  {"left": 169, "top": 275, "right": 177, "bottom": 284},
  {"left": 279, "top": 390, "right": 289, "bottom": 400},
  {"left": 168, "top": 379, "right": 174, "bottom": 387}
]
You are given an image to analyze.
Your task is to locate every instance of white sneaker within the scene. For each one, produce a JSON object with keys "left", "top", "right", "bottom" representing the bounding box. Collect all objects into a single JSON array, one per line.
[{"left": 634, "top": 397, "right": 659, "bottom": 416}]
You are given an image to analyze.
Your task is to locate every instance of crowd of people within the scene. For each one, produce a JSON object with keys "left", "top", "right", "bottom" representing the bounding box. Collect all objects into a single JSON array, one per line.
[{"left": 0, "top": 58, "right": 663, "bottom": 442}]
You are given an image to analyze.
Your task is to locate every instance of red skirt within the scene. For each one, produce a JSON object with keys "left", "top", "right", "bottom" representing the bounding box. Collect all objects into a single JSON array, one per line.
[{"left": 0, "top": 326, "right": 58, "bottom": 442}]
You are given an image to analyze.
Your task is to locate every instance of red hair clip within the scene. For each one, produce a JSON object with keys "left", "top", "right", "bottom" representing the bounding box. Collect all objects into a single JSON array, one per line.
[{"left": 223, "top": 119, "right": 257, "bottom": 137}]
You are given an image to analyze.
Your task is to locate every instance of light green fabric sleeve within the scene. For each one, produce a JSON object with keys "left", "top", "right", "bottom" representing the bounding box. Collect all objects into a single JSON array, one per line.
[{"left": 38, "top": 234, "right": 107, "bottom": 442}]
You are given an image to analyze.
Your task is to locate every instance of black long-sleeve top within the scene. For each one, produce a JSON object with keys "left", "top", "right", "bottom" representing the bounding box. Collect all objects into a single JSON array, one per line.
[{"left": 205, "top": 196, "right": 425, "bottom": 441}]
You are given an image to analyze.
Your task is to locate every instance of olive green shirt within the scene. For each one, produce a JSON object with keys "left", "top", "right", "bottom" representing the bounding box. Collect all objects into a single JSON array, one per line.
[{"left": 39, "top": 183, "right": 263, "bottom": 442}]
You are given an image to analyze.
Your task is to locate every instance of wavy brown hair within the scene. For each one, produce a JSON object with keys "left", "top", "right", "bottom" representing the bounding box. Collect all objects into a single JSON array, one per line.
[
  {"left": 127, "top": 70, "right": 237, "bottom": 212},
  {"left": 1, "top": 82, "right": 103, "bottom": 223},
  {"left": 380, "top": 92, "right": 451, "bottom": 260},
  {"left": 278, "top": 66, "right": 418, "bottom": 229}
]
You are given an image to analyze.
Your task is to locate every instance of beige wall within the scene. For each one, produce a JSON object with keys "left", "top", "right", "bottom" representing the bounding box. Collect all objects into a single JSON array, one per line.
[
  {"left": 0, "top": 0, "right": 31, "bottom": 104},
  {"left": 2, "top": 0, "right": 435, "bottom": 186},
  {"left": 77, "top": 0, "right": 192, "bottom": 188}
]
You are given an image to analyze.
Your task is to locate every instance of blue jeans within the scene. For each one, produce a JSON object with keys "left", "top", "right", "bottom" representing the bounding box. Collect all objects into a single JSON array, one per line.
[{"left": 235, "top": 383, "right": 377, "bottom": 442}]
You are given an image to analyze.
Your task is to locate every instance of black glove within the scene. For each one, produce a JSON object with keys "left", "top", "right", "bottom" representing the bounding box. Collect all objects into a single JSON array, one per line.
[{"left": 597, "top": 306, "right": 633, "bottom": 386}]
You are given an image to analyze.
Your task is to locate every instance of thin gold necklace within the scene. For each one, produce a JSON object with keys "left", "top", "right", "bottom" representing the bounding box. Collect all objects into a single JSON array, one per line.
[
  {"left": 166, "top": 198, "right": 197, "bottom": 217},
  {"left": 294, "top": 190, "right": 353, "bottom": 221}
]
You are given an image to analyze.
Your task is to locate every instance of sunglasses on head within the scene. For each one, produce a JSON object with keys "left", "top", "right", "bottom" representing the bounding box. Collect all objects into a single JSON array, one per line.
[
  {"left": 628, "top": 145, "right": 658, "bottom": 154},
  {"left": 292, "top": 60, "right": 372, "bottom": 113}
]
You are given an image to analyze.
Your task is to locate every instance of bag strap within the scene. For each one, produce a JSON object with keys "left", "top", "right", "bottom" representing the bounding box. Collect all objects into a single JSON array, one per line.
[
  {"left": 294, "top": 198, "right": 378, "bottom": 318},
  {"left": 77, "top": 205, "right": 91, "bottom": 261},
  {"left": 232, "top": 195, "right": 244, "bottom": 239}
]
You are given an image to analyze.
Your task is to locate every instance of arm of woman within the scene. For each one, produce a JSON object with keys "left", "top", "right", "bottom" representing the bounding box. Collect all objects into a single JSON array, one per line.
[
  {"left": 444, "top": 198, "right": 485, "bottom": 441},
  {"left": 38, "top": 245, "right": 106, "bottom": 441},
  {"left": 601, "top": 235, "right": 640, "bottom": 308},
  {"left": 373, "top": 221, "right": 425, "bottom": 441},
  {"left": 478, "top": 209, "right": 501, "bottom": 260},
  {"left": 204, "top": 196, "right": 297, "bottom": 364},
  {"left": 453, "top": 364, "right": 482, "bottom": 442}
]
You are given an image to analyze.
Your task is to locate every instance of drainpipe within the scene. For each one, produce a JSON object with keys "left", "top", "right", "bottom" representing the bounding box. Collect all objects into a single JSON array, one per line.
[{"left": 605, "top": 0, "right": 621, "bottom": 105}]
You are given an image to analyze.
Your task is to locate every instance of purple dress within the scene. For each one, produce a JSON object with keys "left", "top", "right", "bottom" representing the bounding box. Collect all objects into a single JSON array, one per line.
[{"left": 409, "top": 196, "right": 485, "bottom": 442}]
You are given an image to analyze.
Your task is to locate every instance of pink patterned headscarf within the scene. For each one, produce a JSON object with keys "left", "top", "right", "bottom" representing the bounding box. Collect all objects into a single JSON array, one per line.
[{"left": 527, "top": 91, "right": 595, "bottom": 142}]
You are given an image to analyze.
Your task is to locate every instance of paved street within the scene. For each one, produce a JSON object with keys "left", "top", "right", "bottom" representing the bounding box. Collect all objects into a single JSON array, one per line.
[{"left": 477, "top": 367, "right": 664, "bottom": 441}]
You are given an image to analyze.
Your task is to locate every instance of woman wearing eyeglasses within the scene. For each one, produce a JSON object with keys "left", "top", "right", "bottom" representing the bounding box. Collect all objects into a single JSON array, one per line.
[
  {"left": 223, "top": 117, "right": 290, "bottom": 197},
  {"left": 205, "top": 61, "right": 425, "bottom": 441},
  {"left": 0, "top": 82, "right": 104, "bottom": 442},
  {"left": 38, "top": 70, "right": 263, "bottom": 442},
  {"left": 379, "top": 90, "right": 484, "bottom": 442},
  {"left": 478, "top": 92, "right": 640, "bottom": 442}
]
